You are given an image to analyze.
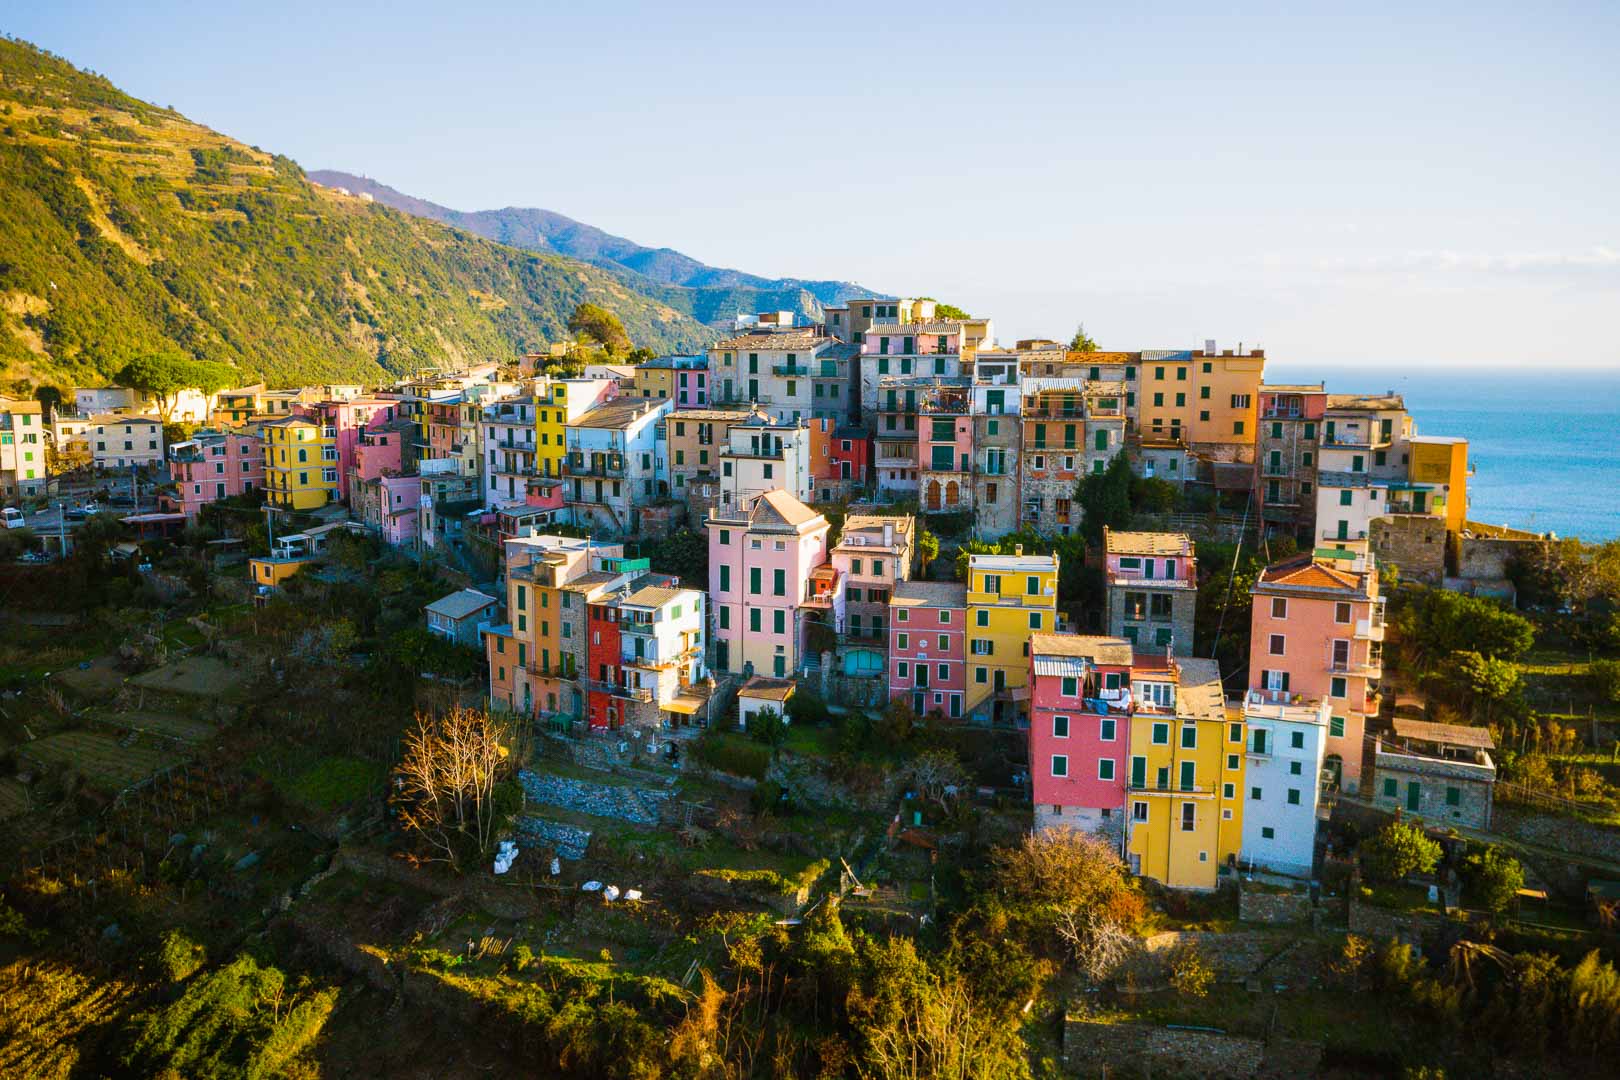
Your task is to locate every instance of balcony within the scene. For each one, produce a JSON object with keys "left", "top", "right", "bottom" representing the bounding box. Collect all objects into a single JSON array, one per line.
[
  {"left": 772, "top": 364, "right": 810, "bottom": 377},
  {"left": 567, "top": 456, "right": 627, "bottom": 478},
  {"left": 578, "top": 677, "right": 653, "bottom": 702},
  {"left": 1321, "top": 528, "right": 1368, "bottom": 542},
  {"left": 1354, "top": 614, "right": 1386, "bottom": 641},
  {"left": 1127, "top": 782, "right": 1218, "bottom": 797},
  {"left": 1322, "top": 430, "right": 1391, "bottom": 450},
  {"left": 1327, "top": 645, "right": 1382, "bottom": 676}
]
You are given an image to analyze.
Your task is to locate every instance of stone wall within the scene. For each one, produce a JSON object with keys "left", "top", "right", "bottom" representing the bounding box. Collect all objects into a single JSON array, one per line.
[
  {"left": 1371, "top": 514, "right": 1447, "bottom": 586},
  {"left": 1238, "top": 882, "right": 1314, "bottom": 925},
  {"left": 1063, "top": 1018, "right": 1266, "bottom": 1079},
  {"left": 1494, "top": 805, "right": 1620, "bottom": 864},
  {"left": 1346, "top": 895, "right": 1451, "bottom": 943}
]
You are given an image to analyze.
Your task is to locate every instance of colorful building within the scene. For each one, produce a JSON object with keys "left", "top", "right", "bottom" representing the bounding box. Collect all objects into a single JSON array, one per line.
[
  {"left": 88, "top": 414, "right": 164, "bottom": 471},
  {"left": 1313, "top": 393, "right": 1411, "bottom": 552},
  {"left": 632, "top": 354, "right": 709, "bottom": 408},
  {"left": 858, "top": 322, "right": 964, "bottom": 419},
  {"left": 1123, "top": 655, "right": 1244, "bottom": 891},
  {"left": 1255, "top": 384, "right": 1328, "bottom": 542},
  {"left": 663, "top": 407, "right": 767, "bottom": 505},
  {"left": 1103, "top": 529, "right": 1197, "bottom": 655},
  {"left": 261, "top": 416, "right": 338, "bottom": 510},
  {"left": 1248, "top": 549, "right": 1385, "bottom": 793},
  {"left": 718, "top": 415, "right": 812, "bottom": 505},
  {"left": 708, "top": 327, "right": 842, "bottom": 422},
  {"left": 0, "top": 396, "right": 46, "bottom": 500},
  {"left": 890, "top": 581, "right": 968, "bottom": 720},
  {"left": 484, "top": 395, "right": 538, "bottom": 509},
  {"left": 564, "top": 397, "right": 672, "bottom": 535},
  {"left": 1403, "top": 435, "right": 1469, "bottom": 533},
  {"left": 965, "top": 548, "right": 1060, "bottom": 723},
  {"left": 294, "top": 396, "right": 402, "bottom": 503},
  {"left": 536, "top": 377, "right": 619, "bottom": 480},
  {"left": 829, "top": 512, "right": 914, "bottom": 678},
  {"left": 918, "top": 381, "right": 974, "bottom": 516},
  {"left": 706, "top": 489, "right": 831, "bottom": 678},
  {"left": 168, "top": 429, "right": 263, "bottom": 518},
  {"left": 1027, "top": 633, "right": 1135, "bottom": 838},
  {"left": 1137, "top": 345, "right": 1265, "bottom": 465},
  {"left": 1239, "top": 688, "right": 1330, "bottom": 877}
]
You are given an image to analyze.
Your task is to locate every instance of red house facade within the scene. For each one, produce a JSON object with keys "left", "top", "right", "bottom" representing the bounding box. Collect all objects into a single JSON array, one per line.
[{"left": 1028, "top": 634, "right": 1136, "bottom": 843}]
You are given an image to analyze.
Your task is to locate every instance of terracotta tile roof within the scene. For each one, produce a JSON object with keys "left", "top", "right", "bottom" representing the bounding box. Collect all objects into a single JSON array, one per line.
[
  {"left": 1326, "top": 392, "right": 1404, "bottom": 411},
  {"left": 1103, "top": 528, "right": 1193, "bottom": 556},
  {"left": 1258, "top": 554, "right": 1361, "bottom": 591},
  {"left": 866, "top": 321, "right": 964, "bottom": 336},
  {"left": 712, "top": 330, "right": 828, "bottom": 351},
  {"left": 739, "top": 675, "right": 796, "bottom": 701},
  {"left": 1030, "top": 633, "right": 1133, "bottom": 666}
]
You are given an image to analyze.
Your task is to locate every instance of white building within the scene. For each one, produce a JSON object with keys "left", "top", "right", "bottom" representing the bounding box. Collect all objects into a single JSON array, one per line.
[
  {"left": 707, "top": 327, "right": 840, "bottom": 424},
  {"left": 1314, "top": 394, "right": 1412, "bottom": 552},
  {"left": 484, "top": 395, "right": 537, "bottom": 509},
  {"left": 858, "top": 322, "right": 966, "bottom": 418},
  {"left": 88, "top": 414, "right": 165, "bottom": 470},
  {"left": 618, "top": 584, "right": 708, "bottom": 717},
  {"left": 1239, "top": 689, "right": 1331, "bottom": 877},
  {"left": 564, "top": 397, "right": 672, "bottom": 535},
  {"left": 718, "top": 417, "right": 811, "bottom": 504}
]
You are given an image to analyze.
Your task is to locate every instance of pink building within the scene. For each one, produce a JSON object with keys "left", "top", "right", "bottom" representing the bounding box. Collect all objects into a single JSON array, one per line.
[
  {"left": 674, "top": 357, "right": 710, "bottom": 408},
  {"left": 705, "top": 489, "right": 830, "bottom": 678},
  {"left": 295, "top": 397, "right": 402, "bottom": 503},
  {"left": 352, "top": 422, "right": 411, "bottom": 486},
  {"left": 919, "top": 392, "right": 974, "bottom": 514},
  {"left": 1102, "top": 529, "right": 1198, "bottom": 654},
  {"left": 888, "top": 581, "right": 967, "bottom": 720},
  {"left": 168, "top": 429, "right": 263, "bottom": 519},
  {"left": 1248, "top": 550, "right": 1385, "bottom": 793},
  {"left": 1027, "top": 634, "right": 1135, "bottom": 839}
]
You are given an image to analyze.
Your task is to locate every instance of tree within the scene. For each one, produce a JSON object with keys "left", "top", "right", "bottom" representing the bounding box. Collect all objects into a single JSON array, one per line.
[
  {"left": 1130, "top": 476, "right": 1181, "bottom": 514},
  {"left": 747, "top": 706, "right": 787, "bottom": 751},
  {"left": 1591, "top": 659, "right": 1620, "bottom": 704},
  {"left": 915, "top": 526, "right": 939, "bottom": 577},
  {"left": 990, "top": 830, "right": 1146, "bottom": 980},
  {"left": 906, "top": 749, "right": 968, "bottom": 813},
  {"left": 1069, "top": 323, "right": 1098, "bottom": 351},
  {"left": 113, "top": 354, "right": 233, "bottom": 420},
  {"left": 1075, "top": 451, "right": 1133, "bottom": 543},
  {"left": 1363, "top": 821, "right": 1443, "bottom": 882},
  {"left": 1435, "top": 650, "right": 1524, "bottom": 725},
  {"left": 1463, "top": 845, "right": 1524, "bottom": 916},
  {"left": 46, "top": 434, "right": 91, "bottom": 477},
  {"left": 1168, "top": 941, "right": 1214, "bottom": 997},
  {"left": 1395, "top": 589, "right": 1535, "bottom": 670},
  {"left": 391, "top": 705, "right": 515, "bottom": 870},
  {"left": 567, "top": 302, "right": 632, "bottom": 354}
]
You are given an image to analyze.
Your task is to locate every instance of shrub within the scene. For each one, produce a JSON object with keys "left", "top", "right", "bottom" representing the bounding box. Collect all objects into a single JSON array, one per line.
[
  {"left": 155, "top": 929, "right": 207, "bottom": 982},
  {"left": 1463, "top": 846, "right": 1524, "bottom": 916},
  {"left": 1363, "top": 821, "right": 1443, "bottom": 882},
  {"left": 692, "top": 733, "right": 770, "bottom": 780},
  {"left": 1167, "top": 941, "right": 1214, "bottom": 998},
  {"left": 1591, "top": 659, "right": 1620, "bottom": 704}
]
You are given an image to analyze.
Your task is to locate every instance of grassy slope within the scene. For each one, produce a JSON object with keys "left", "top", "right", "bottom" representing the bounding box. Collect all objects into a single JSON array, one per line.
[{"left": 0, "top": 39, "right": 716, "bottom": 394}]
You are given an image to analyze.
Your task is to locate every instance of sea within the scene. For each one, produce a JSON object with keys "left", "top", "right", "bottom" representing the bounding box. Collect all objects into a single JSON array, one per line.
[{"left": 1264, "top": 365, "right": 1620, "bottom": 542}]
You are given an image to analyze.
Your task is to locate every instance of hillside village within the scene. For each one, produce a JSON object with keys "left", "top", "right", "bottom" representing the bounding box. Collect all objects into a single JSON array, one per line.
[{"left": 4, "top": 303, "right": 1620, "bottom": 1078}]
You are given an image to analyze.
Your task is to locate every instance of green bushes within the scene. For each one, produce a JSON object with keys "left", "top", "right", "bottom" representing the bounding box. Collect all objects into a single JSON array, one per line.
[
  {"left": 692, "top": 732, "right": 770, "bottom": 780},
  {"left": 1362, "top": 822, "right": 1443, "bottom": 882}
]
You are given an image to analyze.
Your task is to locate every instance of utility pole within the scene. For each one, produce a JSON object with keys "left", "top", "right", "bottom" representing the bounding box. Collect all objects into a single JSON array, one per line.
[{"left": 58, "top": 500, "right": 66, "bottom": 559}]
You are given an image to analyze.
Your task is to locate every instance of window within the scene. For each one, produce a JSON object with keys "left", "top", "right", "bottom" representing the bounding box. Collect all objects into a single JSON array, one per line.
[
  {"left": 1271, "top": 597, "right": 1287, "bottom": 619},
  {"left": 1269, "top": 634, "right": 1286, "bottom": 656},
  {"left": 971, "top": 639, "right": 992, "bottom": 656},
  {"left": 1251, "top": 786, "right": 1263, "bottom": 801},
  {"left": 1335, "top": 602, "right": 1352, "bottom": 623},
  {"left": 976, "top": 609, "right": 989, "bottom": 626},
  {"left": 1446, "top": 786, "right": 1462, "bottom": 806},
  {"left": 975, "top": 667, "right": 987, "bottom": 684},
  {"left": 1287, "top": 730, "right": 1304, "bottom": 750},
  {"left": 1180, "top": 724, "right": 1196, "bottom": 749},
  {"left": 719, "top": 565, "right": 730, "bottom": 592},
  {"left": 1330, "top": 676, "right": 1347, "bottom": 698},
  {"left": 1060, "top": 676, "right": 1077, "bottom": 697},
  {"left": 773, "top": 610, "right": 785, "bottom": 634},
  {"left": 1290, "top": 761, "right": 1303, "bottom": 776},
  {"left": 773, "top": 569, "right": 785, "bottom": 596},
  {"left": 1287, "top": 788, "right": 1301, "bottom": 806},
  {"left": 1339, "top": 489, "right": 1353, "bottom": 506},
  {"left": 1229, "top": 722, "right": 1242, "bottom": 743},
  {"left": 749, "top": 609, "right": 761, "bottom": 632},
  {"left": 1132, "top": 801, "right": 1149, "bottom": 821},
  {"left": 939, "top": 610, "right": 950, "bottom": 624},
  {"left": 1330, "top": 715, "right": 1345, "bottom": 737},
  {"left": 897, "top": 662, "right": 909, "bottom": 679},
  {"left": 1151, "top": 722, "right": 1169, "bottom": 745},
  {"left": 1180, "top": 802, "right": 1195, "bottom": 831},
  {"left": 1223, "top": 782, "right": 1235, "bottom": 799},
  {"left": 749, "top": 567, "right": 761, "bottom": 594},
  {"left": 1383, "top": 777, "right": 1398, "bottom": 798},
  {"left": 1099, "top": 717, "right": 1116, "bottom": 741},
  {"left": 1051, "top": 755, "right": 1068, "bottom": 778},
  {"left": 896, "top": 632, "right": 908, "bottom": 649},
  {"left": 1053, "top": 715, "right": 1069, "bottom": 738},
  {"left": 1261, "top": 826, "right": 1275, "bottom": 839},
  {"left": 1179, "top": 761, "right": 1195, "bottom": 791},
  {"left": 1130, "top": 756, "right": 1146, "bottom": 787},
  {"left": 1251, "top": 729, "right": 1269, "bottom": 754},
  {"left": 939, "top": 635, "right": 948, "bottom": 651},
  {"left": 1028, "top": 612, "right": 1042, "bottom": 630},
  {"left": 1098, "top": 759, "right": 1115, "bottom": 781}
]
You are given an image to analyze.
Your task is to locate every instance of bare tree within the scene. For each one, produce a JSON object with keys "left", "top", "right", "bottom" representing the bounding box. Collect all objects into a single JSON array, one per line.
[
  {"left": 906, "top": 749, "right": 968, "bottom": 814},
  {"left": 391, "top": 705, "right": 514, "bottom": 870}
]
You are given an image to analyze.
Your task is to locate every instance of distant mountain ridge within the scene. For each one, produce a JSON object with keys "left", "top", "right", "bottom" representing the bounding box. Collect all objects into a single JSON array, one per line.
[{"left": 309, "top": 170, "right": 886, "bottom": 324}]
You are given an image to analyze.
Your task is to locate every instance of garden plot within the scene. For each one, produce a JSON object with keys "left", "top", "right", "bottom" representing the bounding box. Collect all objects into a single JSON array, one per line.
[
  {"left": 19, "top": 731, "right": 183, "bottom": 793},
  {"left": 128, "top": 655, "right": 249, "bottom": 699},
  {"left": 90, "top": 710, "right": 216, "bottom": 744},
  {"left": 0, "top": 779, "right": 31, "bottom": 820}
]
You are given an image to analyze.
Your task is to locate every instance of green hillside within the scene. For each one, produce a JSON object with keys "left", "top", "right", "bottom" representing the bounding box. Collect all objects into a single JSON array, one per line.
[{"left": 0, "top": 39, "right": 717, "bottom": 395}]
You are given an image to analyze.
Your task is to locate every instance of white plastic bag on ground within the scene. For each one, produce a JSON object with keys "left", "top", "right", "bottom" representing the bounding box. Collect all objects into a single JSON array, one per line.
[{"left": 602, "top": 884, "right": 621, "bottom": 902}]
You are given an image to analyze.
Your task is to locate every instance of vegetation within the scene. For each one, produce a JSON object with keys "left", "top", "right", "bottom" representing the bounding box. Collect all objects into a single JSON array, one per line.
[
  {"left": 113, "top": 353, "right": 233, "bottom": 418},
  {"left": 1463, "top": 846, "right": 1525, "bottom": 916},
  {"left": 1363, "top": 821, "right": 1444, "bottom": 882},
  {"left": 0, "top": 38, "right": 713, "bottom": 396},
  {"left": 566, "top": 302, "right": 632, "bottom": 354},
  {"left": 391, "top": 705, "right": 519, "bottom": 870},
  {"left": 1068, "top": 323, "right": 1098, "bottom": 351}
]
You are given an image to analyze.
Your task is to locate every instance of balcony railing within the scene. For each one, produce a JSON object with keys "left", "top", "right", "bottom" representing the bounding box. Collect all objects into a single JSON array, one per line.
[
  {"left": 1322, "top": 431, "right": 1391, "bottom": 450},
  {"left": 568, "top": 458, "right": 628, "bottom": 478},
  {"left": 1127, "top": 782, "right": 1219, "bottom": 797},
  {"left": 1326, "top": 646, "right": 1382, "bottom": 676},
  {"left": 578, "top": 677, "right": 653, "bottom": 702},
  {"left": 1321, "top": 528, "right": 1368, "bottom": 542},
  {"left": 772, "top": 364, "right": 810, "bottom": 377}
]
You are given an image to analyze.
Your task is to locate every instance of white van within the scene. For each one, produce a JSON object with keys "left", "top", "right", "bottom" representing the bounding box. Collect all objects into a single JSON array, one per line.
[{"left": 0, "top": 507, "right": 26, "bottom": 529}]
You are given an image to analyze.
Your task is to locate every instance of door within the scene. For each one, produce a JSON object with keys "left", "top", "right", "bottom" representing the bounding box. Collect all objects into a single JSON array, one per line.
[
  {"left": 916, "top": 663, "right": 929, "bottom": 689},
  {"left": 1405, "top": 781, "right": 1420, "bottom": 812},
  {"left": 1412, "top": 491, "right": 1427, "bottom": 513},
  {"left": 913, "top": 691, "right": 924, "bottom": 715}
]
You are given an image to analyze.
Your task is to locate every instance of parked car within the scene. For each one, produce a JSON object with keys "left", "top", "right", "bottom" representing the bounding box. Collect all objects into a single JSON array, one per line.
[{"left": 0, "top": 507, "right": 25, "bottom": 529}]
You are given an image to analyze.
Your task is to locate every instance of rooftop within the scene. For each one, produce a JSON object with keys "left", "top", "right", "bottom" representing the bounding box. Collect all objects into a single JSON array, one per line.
[
  {"left": 1257, "top": 553, "right": 1368, "bottom": 593},
  {"left": 424, "top": 588, "right": 499, "bottom": 621},
  {"left": 890, "top": 581, "right": 968, "bottom": 609},
  {"left": 1103, "top": 528, "right": 1193, "bottom": 557},
  {"left": 621, "top": 585, "right": 691, "bottom": 610},
  {"left": 1327, "top": 392, "right": 1405, "bottom": 411},
  {"left": 712, "top": 329, "right": 829, "bottom": 352},
  {"left": 570, "top": 399, "right": 668, "bottom": 430},
  {"left": 1029, "top": 633, "right": 1133, "bottom": 666},
  {"left": 1173, "top": 657, "right": 1226, "bottom": 722},
  {"left": 1391, "top": 718, "right": 1495, "bottom": 750},
  {"left": 739, "top": 675, "right": 796, "bottom": 702},
  {"left": 866, "top": 321, "right": 965, "bottom": 337},
  {"left": 971, "top": 551, "right": 1059, "bottom": 573}
]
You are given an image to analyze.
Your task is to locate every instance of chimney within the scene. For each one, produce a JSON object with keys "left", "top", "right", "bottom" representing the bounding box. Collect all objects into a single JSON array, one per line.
[
  {"left": 1015, "top": 544, "right": 1024, "bottom": 556},
  {"left": 1204, "top": 339, "right": 1216, "bottom": 354}
]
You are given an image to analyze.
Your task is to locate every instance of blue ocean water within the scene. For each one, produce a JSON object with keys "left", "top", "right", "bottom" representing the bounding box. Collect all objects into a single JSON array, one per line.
[{"left": 1265, "top": 365, "right": 1620, "bottom": 542}]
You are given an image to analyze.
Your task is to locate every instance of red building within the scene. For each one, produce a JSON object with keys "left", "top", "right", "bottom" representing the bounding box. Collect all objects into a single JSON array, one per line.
[
  {"left": 1027, "top": 633, "right": 1136, "bottom": 842},
  {"left": 586, "top": 598, "right": 624, "bottom": 730},
  {"left": 829, "top": 427, "right": 871, "bottom": 487}
]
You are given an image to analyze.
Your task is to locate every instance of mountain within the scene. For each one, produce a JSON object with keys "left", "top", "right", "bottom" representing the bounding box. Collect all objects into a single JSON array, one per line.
[
  {"left": 0, "top": 39, "right": 719, "bottom": 395},
  {"left": 309, "top": 170, "right": 884, "bottom": 325}
]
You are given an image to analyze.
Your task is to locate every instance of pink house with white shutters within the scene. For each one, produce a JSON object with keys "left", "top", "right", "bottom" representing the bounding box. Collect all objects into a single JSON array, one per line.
[
  {"left": 1027, "top": 634, "right": 1136, "bottom": 840},
  {"left": 888, "top": 581, "right": 967, "bottom": 720},
  {"left": 706, "top": 489, "right": 830, "bottom": 678}
]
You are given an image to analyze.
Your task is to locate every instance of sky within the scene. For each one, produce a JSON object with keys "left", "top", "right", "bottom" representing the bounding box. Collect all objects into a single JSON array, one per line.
[{"left": 8, "top": 2, "right": 1620, "bottom": 366}]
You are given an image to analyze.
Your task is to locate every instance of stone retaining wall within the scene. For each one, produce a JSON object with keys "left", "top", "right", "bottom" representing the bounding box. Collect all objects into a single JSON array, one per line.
[
  {"left": 1494, "top": 805, "right": 1620, "bottom": 864},
  {"left": 1063, "top": 1018, "right": 1265, "bottom": 1079},
  {"left": 1238, "top": 883, "right": 1314, "bottom": 925}
]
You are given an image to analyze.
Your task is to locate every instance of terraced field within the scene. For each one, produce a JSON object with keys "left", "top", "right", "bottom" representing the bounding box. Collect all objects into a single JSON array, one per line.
[
  {"left": 91, "top": 710, "right": 217, "bottom": 744},
  {"left": 19, "top": 732, "right": 183, "bottom": 793}
]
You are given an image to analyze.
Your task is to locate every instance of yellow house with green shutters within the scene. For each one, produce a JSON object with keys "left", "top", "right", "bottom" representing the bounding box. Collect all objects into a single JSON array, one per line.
[
  {"left": 535, "top": 378, "right": 620, "bottom": 480},
  {"left": 261, "top": 416, "right": 337, "bottom": 510},
  {"left": 1123, "top": 654, "right": 1245, "bottom": 890},
  {"left": 964, "top": 547, "right": 1059, "bottom": 724}
]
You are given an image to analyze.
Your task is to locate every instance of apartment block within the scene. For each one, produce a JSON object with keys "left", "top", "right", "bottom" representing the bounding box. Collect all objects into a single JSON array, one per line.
[
  {"left": 859, "top": 322, "right": 964, "bottom": 418},
  {"left": 830, "top": 512, "right": 914, "bottom": 675},
  {"left": 168, "top": 429, "right": 263, "bottom": 518},
  {"left": 1238, "top": 689, "right": 1331, "bottom": 877},
  {"left": 1124, "top": 655, "right": 1243, "bottom": 890},
  {"left": 918, "top": 382, "right": 974, "bottom": 516},
  {"left": 1103, "top": 529, "right": 1197, "bottom": 655},
  {"left": 1028, "top": 634, "right": 1135, "bottom": 840},
  {"left": 718, "top": 416, "right": 812, "bottom": 505},
  {"left": 706, "top": 490, "right": 831, "bottom": 678},
  {"left": 1255, "top": 384, "right": 1328, "bottom": 541},
  {"left": 564, "top": 398, "right": 672, "bottom": 535},
  {"left": 708, "top": 328, "right": 838, "bottom": 423},
  {"left": 965, "top": 548, "right": 1060, "bottom": 723},
  {"left": 1249, "top": 549, "right": 1385, "bottom": 793},
  {"left": 1313, "top": 393, "right": 1411, "bottom": 551},
  {"left": 890, "top": 581, "right": 968, "bottom": 720},
  {"left": 632, "top": 354, "right": 710, "bottom": 409},
  {"left": 89, "top": 414, "right": 164, "bottom": 471},
  {"left": 0, "top": 396, "right": 46, "bottom": 499}
]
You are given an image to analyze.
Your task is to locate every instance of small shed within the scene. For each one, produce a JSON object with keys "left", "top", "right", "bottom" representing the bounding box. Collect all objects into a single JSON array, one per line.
[
  {"left": 737, "top": 675, "right": 795, "bottom": 731},
  {"left": 424, "top": 588, "right": 499, "bottom": 647}
]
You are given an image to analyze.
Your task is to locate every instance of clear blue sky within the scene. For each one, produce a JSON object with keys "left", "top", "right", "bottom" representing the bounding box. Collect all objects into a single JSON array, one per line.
[{"left": 9, "top": 2, "right": 1619, "bottom": 366}]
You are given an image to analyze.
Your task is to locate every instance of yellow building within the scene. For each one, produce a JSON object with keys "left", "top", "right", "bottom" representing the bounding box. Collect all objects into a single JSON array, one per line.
[
  {"left": 535, "top": 378, "right": 617, "bottom": 480},
  {"left": 1138, "top": 347, "right": 1265, "bottom": 459},
  {"left": 1405, "top": 436, "right": 1469, "bottom": 533},
  {"left": 1124, "top": 655, "right": 1244, "bottom": 890},
  {"left": 261, "top": 416, "right": 337, "bottom": 509},
  {"left": 248, "top": 554, "right": 316, "bottom": 592},
  {"left": 965, "top": 548, "right": 1060, "bottom": 723}
]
